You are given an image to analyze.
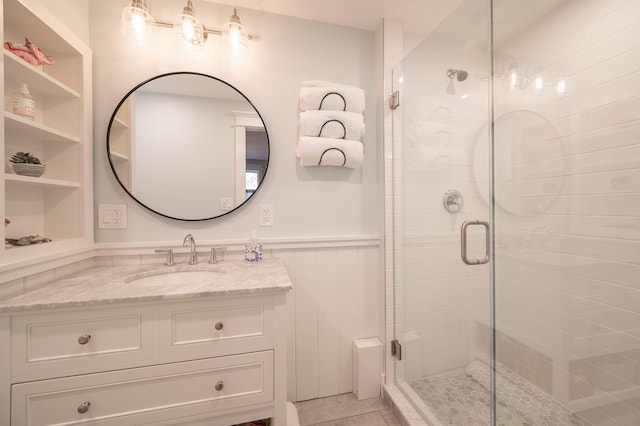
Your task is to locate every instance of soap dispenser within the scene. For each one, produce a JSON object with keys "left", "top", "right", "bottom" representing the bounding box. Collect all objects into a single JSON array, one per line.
[
  {"left": 12, "top": 83, "right": 35, "bottom": 120},
  {"left": 244, "top": 230, "right": 263, "bottom": 263}
]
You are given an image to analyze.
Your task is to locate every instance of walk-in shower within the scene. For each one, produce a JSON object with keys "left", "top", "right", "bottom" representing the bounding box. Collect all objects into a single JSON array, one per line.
[{"left": 390, "top": 0, "right": 640, "bottom": 425}]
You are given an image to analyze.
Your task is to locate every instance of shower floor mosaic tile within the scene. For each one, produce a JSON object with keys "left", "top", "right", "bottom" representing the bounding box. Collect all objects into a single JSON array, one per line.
[{"left": 408, "top": 362, "right": 591, "bottom": 426}]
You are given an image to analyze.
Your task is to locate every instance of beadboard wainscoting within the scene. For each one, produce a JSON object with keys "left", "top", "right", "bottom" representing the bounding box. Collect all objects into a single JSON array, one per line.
[{"left": 0, "top": 236, "right": 383, "bottom": 403}]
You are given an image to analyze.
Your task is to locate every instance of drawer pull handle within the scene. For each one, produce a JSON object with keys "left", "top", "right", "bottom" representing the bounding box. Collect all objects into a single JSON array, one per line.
[
  {"left": 77, "top": 401, "right": 91, "bottom": 414},
  {"left": 77, "top": 334, "right": 91, "bottom": 345},
  {"left": 215, "top": 380, "right": 224, "bottom": 391},
  {"left": 214, "top": 322, "right": 224, "bottom": 331}
]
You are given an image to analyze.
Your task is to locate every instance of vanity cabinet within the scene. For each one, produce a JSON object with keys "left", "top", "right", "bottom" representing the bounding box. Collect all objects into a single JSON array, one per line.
[
  {"left": 1, "top": 0, "right": 93, "bottom": 268},
  {"left": 1, "top": 292, "right": 288, "bottom": 425}
]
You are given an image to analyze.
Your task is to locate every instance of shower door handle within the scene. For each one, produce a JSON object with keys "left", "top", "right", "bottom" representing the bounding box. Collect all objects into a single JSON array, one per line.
[{"left": 461, "top": 220, "right": 490, "bottom": 265}]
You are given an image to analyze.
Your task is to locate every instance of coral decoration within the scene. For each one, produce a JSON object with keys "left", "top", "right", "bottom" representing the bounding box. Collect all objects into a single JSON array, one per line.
[
  {"left": 25, "top": 38, "right": 54, "bottom": 65},
  {"left": 3, "top": 38, "right": 54, "bottom": 67},
  {"left": 3, "top": 41, "right": 38, "bottom": 66}
]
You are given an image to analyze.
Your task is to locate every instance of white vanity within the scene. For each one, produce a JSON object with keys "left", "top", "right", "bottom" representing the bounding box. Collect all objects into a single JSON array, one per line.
[{"left": 0, "top": 259, "right": 292, "bottom": 426}]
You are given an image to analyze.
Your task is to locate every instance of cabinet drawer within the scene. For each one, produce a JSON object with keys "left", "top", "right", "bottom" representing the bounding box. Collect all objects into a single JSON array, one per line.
[
  {"left": 12, "top": 306, "right": 156, "bottom": 380},
  {"left": 11, "top": 351, "right": 274, "bottom": 426},
  {"left": 160, "top": 296, "right": 274, "bottom": 357}
]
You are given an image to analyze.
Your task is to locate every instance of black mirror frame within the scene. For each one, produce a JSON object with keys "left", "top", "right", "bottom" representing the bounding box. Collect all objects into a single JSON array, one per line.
[{"left": 106, "top": 71, "right": 270, "bottom": 221}]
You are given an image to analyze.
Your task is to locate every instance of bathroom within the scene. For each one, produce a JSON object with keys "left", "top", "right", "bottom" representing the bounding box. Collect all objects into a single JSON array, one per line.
[{"left": 1, "top": 0, "right": 639, "bottom": 425}]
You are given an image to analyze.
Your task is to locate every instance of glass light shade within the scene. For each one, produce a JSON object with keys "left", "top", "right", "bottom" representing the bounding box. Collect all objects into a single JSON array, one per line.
[
  {"left": 173, "top": 1, "right": 205, "bottom": 50},
  {"left": 121, "top": 0, "right": 155, "bottom": 44},
  {"left": 221, "top": 9, "right": 249, "bottom": 55}
]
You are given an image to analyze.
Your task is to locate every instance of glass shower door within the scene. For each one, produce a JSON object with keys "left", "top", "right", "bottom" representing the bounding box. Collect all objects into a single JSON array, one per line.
[
  {"left": 393, "top": 0, "right": 640, "bottom": 425},
  {"left": 491, "top": 0, "right": 640, "bottom": 424},
  {"left": 391, "top": 0, "right": 494, "bottom": 423}
]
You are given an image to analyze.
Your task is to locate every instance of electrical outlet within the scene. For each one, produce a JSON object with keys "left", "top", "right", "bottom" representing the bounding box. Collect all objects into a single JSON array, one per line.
[
  {"left": 220, "top": 197, "right": 233, "bottom": 211},
  {"left": 259, "top": 204, "right": 273, "bottom": 226},
  {"left": 98, "top": 204, "right": 127, "bottom": 229}
]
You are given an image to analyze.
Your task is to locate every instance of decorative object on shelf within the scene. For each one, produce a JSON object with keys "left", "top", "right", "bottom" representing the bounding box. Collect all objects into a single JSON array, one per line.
[
  {"left": 3, "top": 38, "right": 54, "bottom": 67},
  {"left": 5, "top": 234, "right": 52, "bottom": 247},
  {"left": 4, "top": 218, "right": 9, "bottom": 227},
  {"left": 9, "top": 152, "right": 45, "bottom": 177},
  {"left": 297, "top": 81, "right": 365, "bottom": 169},
  {"left": 11, "top": 83, "right": 35, "bottom": 120},
  {"left": 24, "top": 38, "right": 55, "bottom": 65},
  {"left": 121, "top": 0, "right": 252, "bottom": 53},
  {"left": 4, "top": 40, "right": 37, "bottom": 66}
]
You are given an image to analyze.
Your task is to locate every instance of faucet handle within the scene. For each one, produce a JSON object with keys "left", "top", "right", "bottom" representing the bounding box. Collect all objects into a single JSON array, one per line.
[
  {"left": 155, "top": 249, "right": 175, "bottom": 266},
  {"left": 208, "top": 247, "right": 228, "bottom": 264}
]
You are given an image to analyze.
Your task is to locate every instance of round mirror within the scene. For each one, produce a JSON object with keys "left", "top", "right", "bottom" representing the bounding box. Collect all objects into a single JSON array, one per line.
[{"left": 107, "top": 72, "right": 269, "bottom": 221}]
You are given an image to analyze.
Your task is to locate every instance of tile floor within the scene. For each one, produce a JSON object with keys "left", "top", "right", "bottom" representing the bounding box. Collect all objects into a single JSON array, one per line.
[{"left": 295, "top": 393, "right": 403, "bottom": 426}]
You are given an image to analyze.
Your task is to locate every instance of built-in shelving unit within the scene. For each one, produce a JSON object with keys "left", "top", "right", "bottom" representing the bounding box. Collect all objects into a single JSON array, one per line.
[
  {"left": 1, "top": 0, "right": 92, "bottom": 270},
  {"left": 108, "top": 95, "right": 134, "bottom": 191}
]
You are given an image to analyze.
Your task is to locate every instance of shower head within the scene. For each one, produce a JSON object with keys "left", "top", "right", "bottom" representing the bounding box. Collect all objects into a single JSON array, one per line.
[{"left": 447, "top": 68, "right": 468, "bottom": 81}]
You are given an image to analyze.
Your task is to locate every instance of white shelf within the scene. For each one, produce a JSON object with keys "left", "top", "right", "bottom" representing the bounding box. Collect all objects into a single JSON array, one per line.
[
  {"left": 3, "top": 52, "right": 80, "bottom": 99},
  {"left": 4, "top": 173, "right": 80, "bottom": 188},
  {"left": 4, "top": 112, "right": 80, "bottom": 144},
  {"left": 112, "top": 117, "right": 129, "bottom": 129},
  {"left": 109, "top": 151, "right": 129, "bottom": 162}
]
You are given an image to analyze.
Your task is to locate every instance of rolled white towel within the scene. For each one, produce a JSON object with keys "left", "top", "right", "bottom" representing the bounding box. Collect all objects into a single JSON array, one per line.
[
  {"left": 297, "top": 137, "right": 364, "bottom": 169},
  {"left": 299, "top": 83, "right": 365, "bottom": 113},
  {"left": 299, "top": 111, "right": 365, "bottom": 140}
]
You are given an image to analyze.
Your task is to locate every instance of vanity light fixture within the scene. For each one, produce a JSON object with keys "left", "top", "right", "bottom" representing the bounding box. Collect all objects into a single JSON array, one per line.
[
  {"left": 121, "top": 1, "right": 253, "bottom": 52},
  {"left": 173, "top": 0, "right": 205, "bottom": 50},
  {"left": 121, "top": 0, "right": 156, "bottom": 44},
  {"left": 496, "top": 56, "right": 567, "bottom": 96},
  {"left": 221, "top": 8, "right": 249, "bottom": 55}
]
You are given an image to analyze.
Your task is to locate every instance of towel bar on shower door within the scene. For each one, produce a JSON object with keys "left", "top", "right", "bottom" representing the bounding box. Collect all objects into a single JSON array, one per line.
[{"left": 461, "top": 219, "right": 490, "bottom": 265}]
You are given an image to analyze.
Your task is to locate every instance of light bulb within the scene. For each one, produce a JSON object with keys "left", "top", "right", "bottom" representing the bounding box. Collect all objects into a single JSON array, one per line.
[
  {"left": 222, "top": 8, "right": 249, "bottom": 55},
  {"left": 173, "top": 1, "right": 205, "bottom": 50},
  {"left": 555, "top": 79, "right": 567, "bottom": 96},
  {"left": 121, "top": 0, "right": 155, "bottom": 44}
]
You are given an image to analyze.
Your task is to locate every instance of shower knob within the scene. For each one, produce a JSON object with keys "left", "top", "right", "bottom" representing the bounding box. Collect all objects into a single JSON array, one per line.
[{"left": 443, "top": 189, "right": 464, "bottom": 213}]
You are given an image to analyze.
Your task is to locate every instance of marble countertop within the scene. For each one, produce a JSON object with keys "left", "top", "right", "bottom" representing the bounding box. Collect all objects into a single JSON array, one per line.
[{"left": 0, "top": 259, "right": 292, "bottom": 313}]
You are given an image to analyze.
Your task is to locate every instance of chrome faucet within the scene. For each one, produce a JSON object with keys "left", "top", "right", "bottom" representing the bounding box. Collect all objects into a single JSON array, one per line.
[{"left": 182, "top": 233, "right": 198, "bottom": 265}]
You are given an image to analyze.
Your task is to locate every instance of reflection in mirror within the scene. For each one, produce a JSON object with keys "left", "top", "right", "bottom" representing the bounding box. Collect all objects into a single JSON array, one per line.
[
  {"left": 473, "top": 110, "right": 565, "bottom": 215},
  {"left": 107, "top": 72, "right": 269, "bottom": 221}
]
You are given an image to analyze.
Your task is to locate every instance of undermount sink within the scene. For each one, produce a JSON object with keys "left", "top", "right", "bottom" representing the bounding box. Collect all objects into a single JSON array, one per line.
[{"left": 126, "top": 269, "right": 224, "bottom": 286}]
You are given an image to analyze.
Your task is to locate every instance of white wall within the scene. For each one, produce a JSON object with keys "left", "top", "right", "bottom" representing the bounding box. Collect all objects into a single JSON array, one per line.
[{"left": 90, "top": 0, "right": 380, "bottom": 243}]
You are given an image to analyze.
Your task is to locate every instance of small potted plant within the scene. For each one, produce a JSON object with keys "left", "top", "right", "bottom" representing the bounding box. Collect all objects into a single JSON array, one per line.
[{"left": 10, "top": 152, "right": 45, "bottom": 177}]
